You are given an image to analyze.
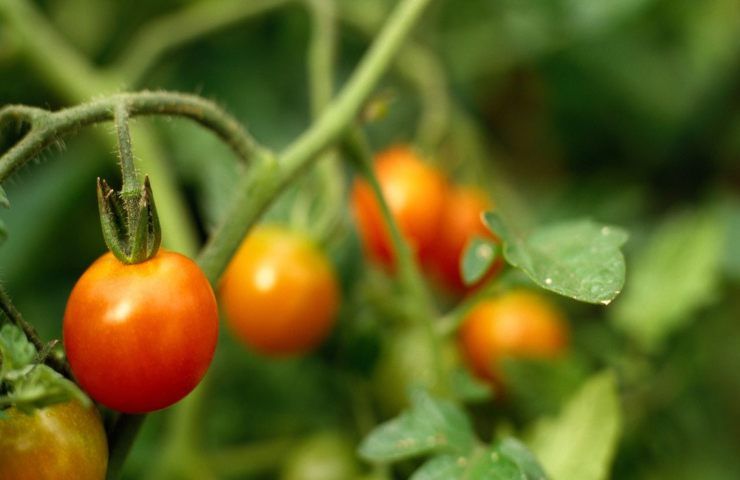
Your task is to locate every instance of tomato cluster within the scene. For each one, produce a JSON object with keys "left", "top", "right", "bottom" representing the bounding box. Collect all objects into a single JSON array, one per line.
[
  {"left": 351, "top": 145, "right": 568, "bottom": 390},
  {"left": 351, "top": 145, "right": 502, "bottom": 293}
]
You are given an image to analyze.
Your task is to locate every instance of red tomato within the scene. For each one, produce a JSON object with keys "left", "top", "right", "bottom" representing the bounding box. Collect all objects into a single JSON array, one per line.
[
  {"left": 0, "top": 400, "right": 108, "bottom": 480},
  {"left": 220, "top": 226, "right": 340, "bottom": 356},
  {"left": 351, "top": 145, "right": 448, "bottom": 268},
  {"left": 63, "top": 250, "right": 218, "bottom": 413},
  {"left": 428, "top": 186, "right": 502, "bottom": 292},
  {"left": 459, "top": 290, "right": 568, "bottom": 383}
]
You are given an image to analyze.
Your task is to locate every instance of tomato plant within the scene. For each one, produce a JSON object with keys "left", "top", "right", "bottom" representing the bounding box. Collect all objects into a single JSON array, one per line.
[
  {"left": 63, "top": 250, "right": 218, "bottom": 413},
  {"left": 459, "top": 290, "right": 569, "bottom": 383},
  {"left": 220, "top": 225, "right": 340, "bottom": 356},
  {"left": 0, "top": 400, "right": 108, "bottom": 480},
  {"left": 2, "top": 0, "right": 736, "bottom": 478},
  {"left": 351, "top": 145, "right": 448, "bottom": 268}
]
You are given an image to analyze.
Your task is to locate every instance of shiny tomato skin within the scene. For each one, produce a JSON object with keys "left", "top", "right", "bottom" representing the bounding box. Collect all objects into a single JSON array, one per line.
[
  {"left": 351, "top": 145, "right": 448, "bottom": 267},
  {"left": 220, "top": 226, "right": 340, "bottom": 356},
  {"left": 0, "top": 400, "right": 108, "bottom": 480},
  {"left": 63, "top": 250, "right": 219, "bottom": 414},
  {"left": 428, "top": 186, "right": 502, "bottom": 292},
  {"left": 459, "top": 290, "right": 568, "bottom": 383}
]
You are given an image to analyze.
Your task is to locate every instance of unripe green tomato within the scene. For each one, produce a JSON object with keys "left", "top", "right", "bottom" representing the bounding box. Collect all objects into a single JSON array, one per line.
[
  {"left": 280, "top": 432, "right": 359, "bottom": 480},
  {"left": 373, "top": 325, "right": 446, "bottom": 414}
]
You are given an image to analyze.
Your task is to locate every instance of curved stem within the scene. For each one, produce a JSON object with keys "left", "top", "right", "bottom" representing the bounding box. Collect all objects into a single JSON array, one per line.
[
  {"left": 303, "top": 0, "right": 345, "bottom": 245},
  {"left": 338, "top": 3, "right": 450, "bottom": 150},
  {"left": 0, "top": 91, "right": 266, "bottom": 181},
  {"left": 197, "top": 0, "right": 434, "bottom": 283},
  {"left": 0, "top": 285, "right": 70, "bottom": 377},
  {"left": 342, "top": 128, "right": 431, "bottom": 309},
  {"left": 110, "top": 0, "right": 295, "bottom": 86},
  {"left": 306, "top": 0, "right": 336, "bottom": 118}
]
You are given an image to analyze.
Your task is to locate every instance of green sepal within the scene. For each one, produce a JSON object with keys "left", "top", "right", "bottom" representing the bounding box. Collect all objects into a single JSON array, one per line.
[{"left": 96, "top": 175, "right": 161, "bottom": 264}]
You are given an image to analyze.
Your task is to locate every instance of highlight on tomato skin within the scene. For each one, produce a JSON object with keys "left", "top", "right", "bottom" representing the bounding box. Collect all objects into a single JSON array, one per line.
[
  {"left": 220, "top": 225, "right": 340, "bottom": 357},
  {"left": 459, "top": 290, "right": 569, "bottom": 385},
  {"left": 426, "top": 185, "right": 503, "bottom": 293},
  {"left": 350, "top": 145, "right": 448, "bottom": 269},
  {"left": 0, "top": 400, "right": 108, "bottom": 480},
  {"left": 62, "top": 249, "right": 219, "bottom": 414}
]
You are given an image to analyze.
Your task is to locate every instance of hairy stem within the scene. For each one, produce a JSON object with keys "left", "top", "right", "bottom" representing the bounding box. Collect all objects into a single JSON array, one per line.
[
  {"left": 303, "top": 0, "right": 345, "bottom": 245},
  {"left": 0, "top": 91, "right": 265, "bottom": 181},
  {"left": 338, "top": 2, "right": 450, "bottom": 150},
  {"left": 198, "top": 0, "right": 434, "bottom": 280},
  {"left": 0, "top": 285, "right": 70, "bottom": 377}
]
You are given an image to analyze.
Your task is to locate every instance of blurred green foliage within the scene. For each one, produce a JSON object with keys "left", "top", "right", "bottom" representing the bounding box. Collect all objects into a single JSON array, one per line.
[{"left": 1, "top": 0, "right": 739, "bottom": 478}]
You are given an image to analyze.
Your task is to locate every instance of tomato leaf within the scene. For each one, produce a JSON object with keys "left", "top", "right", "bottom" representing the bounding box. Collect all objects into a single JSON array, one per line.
[
  {"left": 358, "top": 389, "right": 476, "bottom": 463},
  {"left": 527, "top": 371, "right": 622, "bottom": 480},
  {"left": 498, "top": 438, "right": 549, "bottom": 479},
  {"left": 411, "top": 439, "right": 548, "bottom": 480},
  {"left": 0, "top": 323, "right": 37, "bottom": 375},
  {"left": 610, "top": 210, "right": 723, "bottom": 350},
  {"left": 4, "top": 364, "right": 90, "bottom": 413},
  {"left": 450, "top": 366, "right": 493, "bottom": 403},
  {"left": 484, "top": 213, "right": 627, "bottom": 305},
  {"left": 460, "top": 236, "right": 499, "bottom": 286},
  {"left": 410, "top": 454, "right": 466, "bottom": 480}
]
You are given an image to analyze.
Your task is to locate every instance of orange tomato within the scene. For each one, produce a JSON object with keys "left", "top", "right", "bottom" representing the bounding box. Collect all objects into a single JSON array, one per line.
[
  {"left": 459, "top": 290, "right": 568, "bottom": 383},
  {"left": 351, "top": 145, "right": 448, "bottom": 268},
  {"left": 428, "top": 186, "right": 502, "bottom": 293},
  {"left": 63, "top": 250, "right": 218, "bottom": 413},
  {"left": 220, "top": 226, "right": 340, "bottom": 356},
  {"left": 0, "top": 400, "right": 108, "bottom": 480}
]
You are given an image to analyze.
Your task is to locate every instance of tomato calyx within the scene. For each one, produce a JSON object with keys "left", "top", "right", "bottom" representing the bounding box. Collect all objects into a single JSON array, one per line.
[
  {"left": 0, "top": 323, "right": 90, "bottom": 416},
  {"left": 97, "top": 103, "right": 161, "bottom": 265},
  {"left": 97, "top": 176, "right": 161, "bottom": 264}
]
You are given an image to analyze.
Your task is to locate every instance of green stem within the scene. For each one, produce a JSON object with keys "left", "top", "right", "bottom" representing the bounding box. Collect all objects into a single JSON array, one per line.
[
  {"left": 435, "top": 270, "right": 510, "bottom": 336},
  {"left": 304, "top": 0, "right": 345, "bottom": 245},
  {"left": 338, "top": 2, "right": 450, "bottom": 150},
  {"left": 0, "top": 91, "right": 265, "bottom": 181},
  {"left": 0, "top": 285, "right": 43, "bottom": 353},
  {"left": 114, "top": 103, "right": 140, "bottom": 198},
  {"left": 198, "top": 0, "right": 434, "bottom": 281},
  {"left": 306, "top": 0, "right": 336, "bottom": 117},
  {"left": 0, "top": 285, "right": 70, "bottom": 377},
  {"left": 342, "top": 128, "right": 431, "bottom": 309},
  {"left": 106, "top": 414, "right": 146, "bottom": 480},
  {"left": 110, "top": 0, "right": 295, "bottom": 85}
]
